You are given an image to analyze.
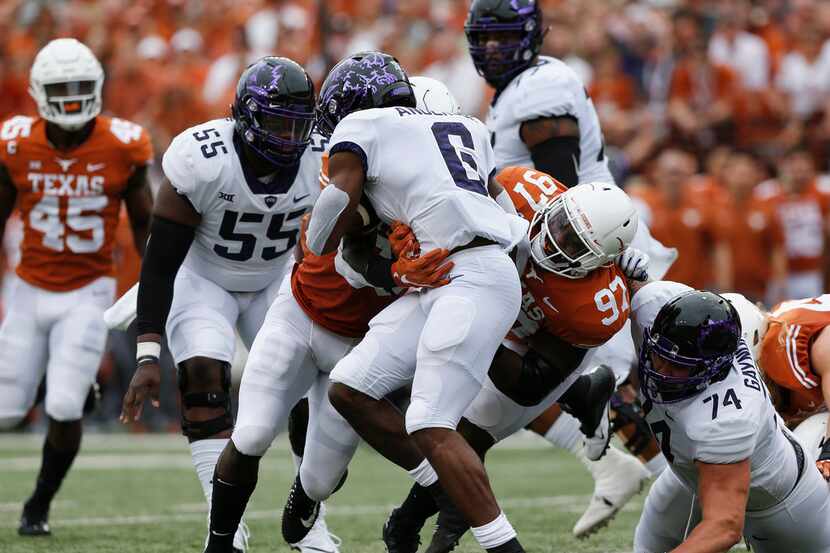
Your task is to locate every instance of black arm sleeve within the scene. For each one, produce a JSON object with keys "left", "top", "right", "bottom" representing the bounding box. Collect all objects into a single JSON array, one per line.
[
  {"left": 136, "top": 216, "right": 196, "bottom": 335},
  {"left": 529, "top": 135, "right": 581, "bottom": 188},
  {"left": 340, "top": 232, "right": 396, "bottom": 290}
]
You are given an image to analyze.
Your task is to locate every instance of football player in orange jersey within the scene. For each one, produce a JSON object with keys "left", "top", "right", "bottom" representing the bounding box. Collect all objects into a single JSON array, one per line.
[
  {"left": 379, "top": 167, "right": 650, "bottom": 553},
  {"left": 0, "top": 38, "right": 153, "bottom": 536},
  {"left": 722, "top": 294, "right": 830, "bottom": 480}
]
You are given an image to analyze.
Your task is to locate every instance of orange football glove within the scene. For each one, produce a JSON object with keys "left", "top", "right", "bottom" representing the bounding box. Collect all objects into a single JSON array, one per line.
[
  {"left": 388, "top": 220, "right": 418, "bottom": 258},
  {"left": 391, "top": 240, "right": 454, "bottom": 288}
]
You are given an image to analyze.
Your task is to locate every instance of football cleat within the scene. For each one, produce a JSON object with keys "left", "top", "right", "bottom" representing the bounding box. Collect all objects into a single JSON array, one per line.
[
  {"left": 233, "top": 519, "right": 250, "bottom": 552},
  {"left": 424, "top": 500, "right": 468, "bottom": 553},
  {"left": 573, "top": 446, "right": 650, "bottom": 538},
  {"left": 283, "top": 475, "right": 320, "bottom": 545},
  {"left": 291, "top": 503, "right": 341, "bottom": 553},
  {"left": 382, "top": 506, "right": 423, "bottom": 553},
  {"left": 18, "top": 513, "right": 50, "bottom": 537}
]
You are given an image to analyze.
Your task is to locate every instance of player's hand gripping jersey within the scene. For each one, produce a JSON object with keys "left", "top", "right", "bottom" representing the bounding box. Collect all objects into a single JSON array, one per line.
[
  {"left": 162, "top": 118, "right": 322, "bottom": 292},
  {"left": 761, "top": 295, "right": 830, "bottom": 418},
  {"left": 497, "top": 166, "right": 630, "bottom": 349},
  {"left": 0, "top": 115, "right": 152, "bottom": 290}
]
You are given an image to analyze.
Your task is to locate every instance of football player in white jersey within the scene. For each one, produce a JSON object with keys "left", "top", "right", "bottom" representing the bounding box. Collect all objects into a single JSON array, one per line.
[
  {"left": 119, "top": 57, "right": 333, "bottom": 553},
  {"left": 465, "top": 0, "right": 675, "bottom": 535},
  {"left": 632, "top": 283, "right": 830, "bottom": 553},
  {"left": 306, "top": 51, "right": 528, "bottom": 553}
]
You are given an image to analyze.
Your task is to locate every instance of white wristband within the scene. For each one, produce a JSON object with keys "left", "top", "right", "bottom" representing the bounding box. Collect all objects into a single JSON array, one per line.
[{"left": 136, "top": 341, "right": 161, "bottom": 360}]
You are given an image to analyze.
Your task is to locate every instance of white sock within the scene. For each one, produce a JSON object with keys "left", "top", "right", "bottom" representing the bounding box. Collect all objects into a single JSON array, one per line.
[
  {"left": 190, "top": 438, "right": 229, "bottom": 504},
  {"left": 471, "top": 511, "right": 516, "bottom": 549},
  {"left": 543, "top": 412, "right": 582, "bottom": 454},
  {"left": 645, "top": 453, "right": 668, "bottom": 477},
  {"left": 407, "top": 459, "right": 439, "bottom": 487}
]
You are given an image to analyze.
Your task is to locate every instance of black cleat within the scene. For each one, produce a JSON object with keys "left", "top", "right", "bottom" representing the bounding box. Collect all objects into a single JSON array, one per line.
[
  {"left": 282, "top": 476, "right": 320, "bottom": 545},
  {"left": 424, "top": 501, "right": 468, "bottom": 553},
  {"left": 18, "top": 511, "right": 51, "bottom": 537},
  {"left": 575, "top": 366, "right": 616, "bottom": 437},
  {"left": 382, "top": 507, "right": 423, "bottom": 553}
]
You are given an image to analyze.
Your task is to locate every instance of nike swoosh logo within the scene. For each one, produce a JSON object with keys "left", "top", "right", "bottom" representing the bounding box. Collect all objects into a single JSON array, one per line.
[
  {"left": 87, "top": 162, "right": 106, "bottom": 172},
  {"left": 752, "top": 535, "right": 769, "bottom": 541},
  {"left": 294, "top": 193, "right": 310, "bottom": 203},
  {"left": 300, "top": 504, "right": 319, "bottom": 529},
  {"left": 211, "top": 530, "right": 233, "bottom": 537}
]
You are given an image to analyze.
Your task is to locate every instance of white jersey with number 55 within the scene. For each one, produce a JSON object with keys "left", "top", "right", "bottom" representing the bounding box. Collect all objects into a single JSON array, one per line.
[
  {"left": 328, "top": 107, "right": 527, "bottom": 252},
  {"left": 633, "top": 281, "right": 804, "bottom": 511},
  {"left": 162, "top": 118, "right": 323, "bottom": 292}
]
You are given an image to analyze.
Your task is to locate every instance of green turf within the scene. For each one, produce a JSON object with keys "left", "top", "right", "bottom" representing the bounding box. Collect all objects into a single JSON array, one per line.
[{"left": 0, "top": 434, "right": 645, "bottom": 553}]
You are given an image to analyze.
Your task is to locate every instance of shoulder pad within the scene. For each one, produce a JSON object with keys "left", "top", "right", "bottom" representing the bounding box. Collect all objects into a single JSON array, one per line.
[
  {"left": 508, "top": 58, "right": 583, "bottom": 122},
  {"left": 162, "top": 121, "right": 228, "bottom": 193}
]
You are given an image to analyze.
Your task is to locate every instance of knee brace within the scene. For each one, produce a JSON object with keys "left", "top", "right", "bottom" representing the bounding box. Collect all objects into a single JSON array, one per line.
[{"left": 178, "top": 361, "right": 233, "bottom": 440}]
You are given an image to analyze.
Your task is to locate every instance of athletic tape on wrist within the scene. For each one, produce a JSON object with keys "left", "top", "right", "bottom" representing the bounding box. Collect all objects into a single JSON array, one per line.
[{"left": 136, "top": 341, "right": 161, "bottom": 361}]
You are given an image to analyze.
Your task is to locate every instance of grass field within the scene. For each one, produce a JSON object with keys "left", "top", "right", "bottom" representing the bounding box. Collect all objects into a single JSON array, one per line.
[{"left": 0, "top": 433, "right": 649, "bottom": 553}]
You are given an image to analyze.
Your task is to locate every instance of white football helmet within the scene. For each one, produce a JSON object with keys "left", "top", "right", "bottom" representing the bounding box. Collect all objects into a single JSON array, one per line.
[
  {"left": 409, "top": 76, "right": 462, "bottom": 114},
  {"left": 722, "top": 292, "right": 769, "bottom": 360},
  {"left": 529, "top": 183, "right": 638, "bottom": 278},
  {"left": 794, "top": 412, "right": 828, "bottom": 461},
  {"left": 29, "top": 38, "right": 104, "bottom": 130}
]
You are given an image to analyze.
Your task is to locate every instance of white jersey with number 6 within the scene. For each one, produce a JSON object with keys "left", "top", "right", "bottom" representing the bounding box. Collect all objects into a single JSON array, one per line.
[
  {"left": 162, "top": 118, "right": 323, "bottom": 292},
  {"left": 328, "top": 107, "right": 527, "bottom": 252}
]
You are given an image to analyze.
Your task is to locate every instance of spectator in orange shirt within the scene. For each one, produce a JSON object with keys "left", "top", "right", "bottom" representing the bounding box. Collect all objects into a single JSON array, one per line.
[
  {"left": 719, "top": 152, "right": 787, "bottom": 304},
  {"left": 668, "top": 39, "right": 738, "bottom": 152},
  {"left": 756, "top": 148, "right": 830, "bottom": 299},
  {"left": 629, "top": 149, "right": 731, "bottom": 290}
]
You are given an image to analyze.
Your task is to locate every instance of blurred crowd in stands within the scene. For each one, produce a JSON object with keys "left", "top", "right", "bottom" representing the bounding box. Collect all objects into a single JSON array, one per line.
[{"left": 3, "top": 0, "right": 830, "bottom": 428}]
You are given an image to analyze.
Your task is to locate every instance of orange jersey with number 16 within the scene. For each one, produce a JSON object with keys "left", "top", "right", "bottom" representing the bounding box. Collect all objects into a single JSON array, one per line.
[
  {"left": 496, "top": 166, "right": 630, "bottom": 348},
  {"left": 0, "top": 115, "right": 152, "bottom": 292}
]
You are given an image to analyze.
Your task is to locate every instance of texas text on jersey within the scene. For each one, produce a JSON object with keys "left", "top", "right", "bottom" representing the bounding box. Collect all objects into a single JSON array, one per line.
[
  {"left": 497, "top": 166, "right": 630, "bottom": 349},
  {"left": 0, "top": 115, "right": 151, "bottom": 290}
]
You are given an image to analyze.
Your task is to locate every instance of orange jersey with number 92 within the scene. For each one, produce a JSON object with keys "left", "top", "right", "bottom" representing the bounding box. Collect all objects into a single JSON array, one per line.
[
  {"left": 0, "top": 115, "right": 152, "bottom": 291},
  {"left": 497, "top": 166, "right": 630, "bottom": 348}
]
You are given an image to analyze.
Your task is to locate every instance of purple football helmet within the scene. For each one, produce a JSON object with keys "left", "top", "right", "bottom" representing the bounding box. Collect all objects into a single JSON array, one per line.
[
  {"left": 465, "top": 0, "right": 545, "bottom": 90},
  {"left": 639, "top": 290, "right": 742, "bottom": 404},
  {"left": 232, "top": 57, "right": 315, "bottom": 166},
  {"left": 316, "top": 51, "right": 416, "bottom": 138}
]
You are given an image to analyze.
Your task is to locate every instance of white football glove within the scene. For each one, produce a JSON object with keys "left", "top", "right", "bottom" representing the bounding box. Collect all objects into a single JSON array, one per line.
[{"left": 615, "top": 247, "right": 650, "bottom": 281}]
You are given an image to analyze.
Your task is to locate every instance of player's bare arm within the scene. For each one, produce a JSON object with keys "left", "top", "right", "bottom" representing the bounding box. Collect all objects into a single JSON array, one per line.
[
  {"left": 673, "top": 459, "right": 750, "bottom": 553},
  {"left": 810, "top": 328, "right": 830, "bottom": 478},
  {"left": 519, "top": 116, "right": 580, "bottom": 187},
  {"left": 123, "top": 164, "right": 153, "bottom": 256},
  {"left": 305, "top": 150, "right": 365, "bottom": 256},
  {"left": 121, "top": 179, "right": 200, "bottom": 422},
  {"left": 0, "top": 164, "right": 17, "bottom": 243}
]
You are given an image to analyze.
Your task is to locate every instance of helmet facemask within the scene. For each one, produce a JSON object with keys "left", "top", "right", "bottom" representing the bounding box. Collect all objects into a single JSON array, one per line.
[
  {"left": 236, "top": 95, "right": 315, "bottom": 166},
  {"left": 528, "top": 195, "right": 608, "bottom": 278}
]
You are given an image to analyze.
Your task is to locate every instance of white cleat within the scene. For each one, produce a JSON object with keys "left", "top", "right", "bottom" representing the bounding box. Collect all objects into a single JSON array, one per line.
[
  {"left": 291, "top": 503, "right": 342, "bottom": 553},
  {"left": 573, "top": 446, "right": 650, "bottom": 539},
  {"left": 583, "top": 400, "right": 611, "bottom": 461},
  {"left": 233, "top": 519, "right": 250, "bottom": 552}
]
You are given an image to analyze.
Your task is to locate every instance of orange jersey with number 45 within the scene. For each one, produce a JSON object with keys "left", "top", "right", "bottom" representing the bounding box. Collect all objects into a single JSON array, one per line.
[
  {"left": 0, "top": 115, "right": 152, "bottom": 291},
  {"left": 497, "top": 166, "right": 630, "bottom": 348}
]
